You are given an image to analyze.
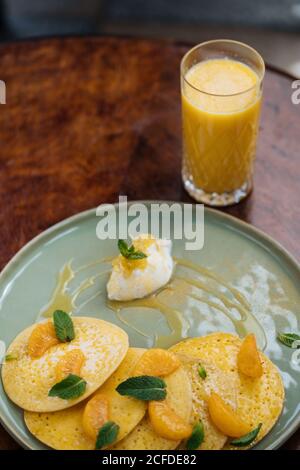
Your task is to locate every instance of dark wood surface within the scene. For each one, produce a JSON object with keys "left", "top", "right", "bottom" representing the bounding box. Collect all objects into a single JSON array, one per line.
[{"left": 0, "top": 36, "right": 299, "bottom": 450}]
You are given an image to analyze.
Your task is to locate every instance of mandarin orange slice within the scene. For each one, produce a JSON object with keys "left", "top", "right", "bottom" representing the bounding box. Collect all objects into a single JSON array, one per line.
[
  {"left": 28, "top": 322, "right": 60, "bottom": 358},
  {"left": 208, "top": 392, "right": 250, "bottom": 438},
  {"left": 237, "top": 334, "right": 263, "bottom": 378},
  {"left": 55, "top": 349, "right": 85, "bottom": 381},
  {"left": 82, "top": 394, "right": 110, "bottom": 440},
  {"left": 133, "top": 349, "right": 181, "bottom": 377},
  {"left": 148, "top": 400, "right": 192, "bottom": 440}
]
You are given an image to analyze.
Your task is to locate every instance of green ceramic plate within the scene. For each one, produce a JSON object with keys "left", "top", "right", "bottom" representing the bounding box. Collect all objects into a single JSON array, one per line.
[{"left": 0, "top": 202, "right": 299, "bottom": 450}]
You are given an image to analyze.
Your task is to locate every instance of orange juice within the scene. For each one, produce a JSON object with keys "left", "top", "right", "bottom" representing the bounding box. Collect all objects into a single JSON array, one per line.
[{"left": 181, "top": 55, "right": 263, "bottom": 201}]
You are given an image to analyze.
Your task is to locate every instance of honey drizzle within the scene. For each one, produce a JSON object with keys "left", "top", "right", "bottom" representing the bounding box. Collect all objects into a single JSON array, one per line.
[
  {"left": 108, "top": 296, "right": 190, "bottom": 347},
  {"left": 37, "top": 263, "right": 109, "bottom": 320},
  {"left": 38, "top": 263, "right": 75, "bottom": 318},
  {"left": 74, "top": 257, "right": 112, "bottom": 273},
  {"left": 38, "top": 256, "right": 266, "bottom": 349},
  {"left": 175, "top": 275, "right": 247, "bottom": 319},
  {"left": 175, "top": 257, "right": 250, "bottom": 309}
]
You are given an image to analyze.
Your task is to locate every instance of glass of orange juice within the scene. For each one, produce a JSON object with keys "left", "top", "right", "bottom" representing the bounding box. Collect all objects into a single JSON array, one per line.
[{"left": 181, "top": 40, "right": 265, "bottom": 206}]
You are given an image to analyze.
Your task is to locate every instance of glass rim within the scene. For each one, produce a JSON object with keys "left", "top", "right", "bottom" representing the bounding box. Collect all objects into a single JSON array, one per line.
[{"left": 181, "top": 39, "right": 265, "bottom": 98}]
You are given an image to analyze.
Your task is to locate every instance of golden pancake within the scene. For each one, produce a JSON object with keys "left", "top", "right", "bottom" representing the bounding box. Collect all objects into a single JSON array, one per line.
[
  {"left": 2, "top": 317, "right": 128, "bottom": 412},
  {"left": 24, "top": 348, "right": 147, "bottom": 449},
  {"left": 112, "top": 365, "right": 192, "bottom": 450},
  {"left": 170, "top": 333, "right": 284, "bottom": 449}
]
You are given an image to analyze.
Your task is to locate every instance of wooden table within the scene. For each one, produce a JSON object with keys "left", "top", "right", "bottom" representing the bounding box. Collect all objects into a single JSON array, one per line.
[{"left": 0, "top": 36, "right": 299, "bottom": 450}]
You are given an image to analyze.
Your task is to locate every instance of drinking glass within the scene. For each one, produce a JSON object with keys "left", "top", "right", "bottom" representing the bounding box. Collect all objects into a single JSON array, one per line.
[{"left": 181, "top": 40, "right": 265, "bottom": 206}]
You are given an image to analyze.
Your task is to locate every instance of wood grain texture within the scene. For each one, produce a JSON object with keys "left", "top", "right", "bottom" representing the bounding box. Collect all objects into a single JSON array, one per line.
[{"left": 0, "top": 36, "right": 299, "bottom": 449}]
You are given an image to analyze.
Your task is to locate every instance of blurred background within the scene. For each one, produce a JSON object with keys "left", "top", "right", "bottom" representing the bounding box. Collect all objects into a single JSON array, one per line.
[{"left": 0, "top": 0, "right": 300, "bottom": 77}]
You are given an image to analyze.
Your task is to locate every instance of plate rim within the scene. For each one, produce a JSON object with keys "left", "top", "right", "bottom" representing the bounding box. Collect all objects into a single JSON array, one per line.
[{"left": 0, "top": 201, "right": 299, "bottom": 450}]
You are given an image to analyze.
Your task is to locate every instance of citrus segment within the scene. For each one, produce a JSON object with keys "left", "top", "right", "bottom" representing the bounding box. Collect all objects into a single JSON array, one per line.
[
  {"left": 28, "top": 322, "right": 59, "bottom": 358},
  {"left": 148, "top": 400, "right": 192, "bottom": 440},
  {"left": 208, "top": 393, "right": 250, "bottom": 438},
  {"left": 55, "top": 349, "right": 85, "bottom": 381},
  {"left": 237, "top": 334, "right": 263, "bottom": 378},
  {"left": 134, "top": 349, "right": 181, "bottom": 377},
  {"left": 82, "top": 394, "right": 109, "bottom": 440}
]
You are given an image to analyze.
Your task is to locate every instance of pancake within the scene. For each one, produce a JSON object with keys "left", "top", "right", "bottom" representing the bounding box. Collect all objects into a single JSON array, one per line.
[
  {"left": 170, "top": 333, "right": 284, "bottom": 449},
  {"left": 2, "top": 317, "right": 128, "bottom": 412},
  {"left": 112, "top": 365, "right": 192, "bottom": 450},
  {"left": 24, "top": 348, "right": 147, "bottom": 450}
]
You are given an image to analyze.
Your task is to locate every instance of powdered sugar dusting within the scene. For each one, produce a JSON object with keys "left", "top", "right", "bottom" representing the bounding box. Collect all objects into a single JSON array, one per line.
[{"left": 2, "top": 317, "right": 128, "bottom": 412}]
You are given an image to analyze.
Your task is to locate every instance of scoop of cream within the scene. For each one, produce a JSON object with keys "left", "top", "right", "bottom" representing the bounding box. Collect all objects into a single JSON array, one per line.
[{"left": 107, "top": 234, "right": 174, "bottom": 301}]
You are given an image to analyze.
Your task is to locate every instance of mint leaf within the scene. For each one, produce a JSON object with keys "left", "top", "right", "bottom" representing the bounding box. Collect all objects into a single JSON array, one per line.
[
  {"left": 198, "top": 364, "right": 207, "bottom": 379},
  {"left": 5, "top": 354, "right": 18, "bottom": 362},
  {"left": 116, "top": 376, "right": 167, "bottom": 401},
  {"left": 96, "top": 421, "right": 119, "bottom": 449},
  {"left": 127, "top": 251, "right": 147, "bottom": 260},
  {"left": 48, "top": 374, "right": 86, "bottom": 400},
  {"left": 118, "top": 239, "right": 130, "bottom": 257},
  {"left": 118, "top": 240, "right": 147, "bottom": 260},
  {"left": 186, "top": 421, "right": 204, "bottom": 450},
  {"left": 277, "top": 332, "right": 300, "bottom": 349},
  {"left": 53, "top": 310, "right": 75, "bottom": 342},
  {"left": 230, "top": 423, "right": 262, "bottom": 447}
]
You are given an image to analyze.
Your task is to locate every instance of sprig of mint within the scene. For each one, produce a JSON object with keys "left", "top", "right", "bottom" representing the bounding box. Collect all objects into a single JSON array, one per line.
[
  {"left": 4, "top": 354, "right": 18, "bottom": 362},
  {"left": 186, "top": 421, "right": 205, "bottom": 450},
  {"left": 277, "top": 332, "right": 300, "bottom": 349},
  {"left": 198, "top": 364, "right": 207, "bottom": 379},
  {"left": 230, "top": 423, "right": 262, "bottom": 447},
  {"left": 96, "top": 421, "right": 119, "bottom": 449},
  {"left": 118, "top": 240, "right": 147, "bottom": 260},
  {"left": 48, "top": 374, "right": 86, "bottom": 400},
  {"left": 53, "top": 310, "right": 75, "bottom": 342},
  {"left": 116, "top": 376, "right": 167, "bottom": 401}
]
